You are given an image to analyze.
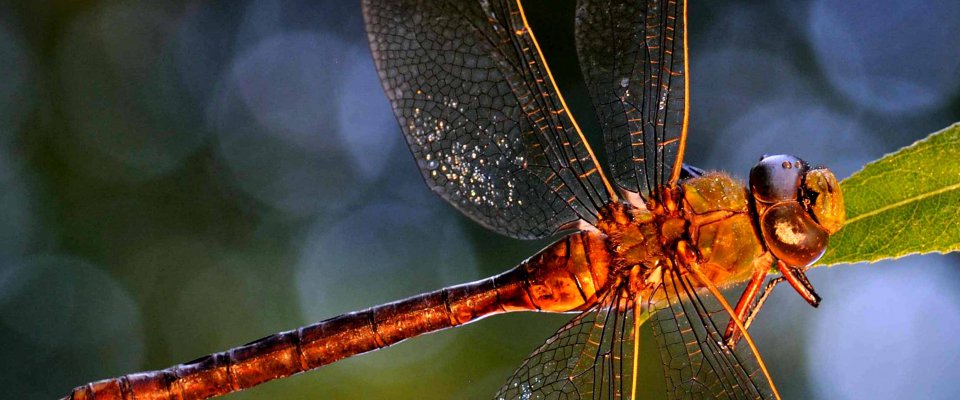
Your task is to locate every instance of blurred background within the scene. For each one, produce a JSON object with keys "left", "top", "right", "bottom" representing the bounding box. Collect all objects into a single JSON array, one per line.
[{"left": 0, "top": 0, "right": 958, "bottom": 398}]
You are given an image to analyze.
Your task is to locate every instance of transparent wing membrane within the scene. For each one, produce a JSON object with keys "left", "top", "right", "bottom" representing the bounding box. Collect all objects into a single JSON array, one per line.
[
  {"left": 575, "top": 0, "right": 688, "bottom": 197},
  {"left": 363, "top": 0, "right": 612, "bottom": 239},
  {"left": 499, "top": 266, "right": 775, "bottom": 400},
  {"left": 497, "top": 285, "right": 639, "bottom": 400},
  {"left": 649, "top": 267, "right": 773, "bottom": 400}
]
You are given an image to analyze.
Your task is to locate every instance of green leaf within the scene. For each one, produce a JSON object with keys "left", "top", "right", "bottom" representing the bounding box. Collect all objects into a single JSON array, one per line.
[{"left": 818, "top": 123, "right": 960, "bottom": 266}]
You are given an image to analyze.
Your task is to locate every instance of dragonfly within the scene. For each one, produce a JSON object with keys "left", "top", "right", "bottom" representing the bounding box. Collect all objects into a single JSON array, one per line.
[{"left": 65, "top": 0, "right": 847, "bottom": 399}]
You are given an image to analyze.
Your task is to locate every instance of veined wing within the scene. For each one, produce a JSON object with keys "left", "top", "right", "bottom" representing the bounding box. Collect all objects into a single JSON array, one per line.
[
  {"left": 497, "top": 283, "right": 639, "bottom": 400},
  {"left": 575, "top": 0, "right": 689, "bottom": 198},
  {"left": 363, "top": 0, "right": 615, "bottom": 239},
  {"left": 498, "top": 273, "right": 773, "bottom": 400},
  {"left": 649, "top": 265, "right": 774, "bottom": 400}
]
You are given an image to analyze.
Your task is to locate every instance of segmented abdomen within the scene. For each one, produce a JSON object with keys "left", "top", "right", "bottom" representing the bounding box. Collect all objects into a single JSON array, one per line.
[{"left": 64, "top": 230, "right": 611, "bottom": 399}]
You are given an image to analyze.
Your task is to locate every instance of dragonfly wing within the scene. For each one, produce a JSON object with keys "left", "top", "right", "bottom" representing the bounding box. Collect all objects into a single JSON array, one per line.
[
  {"left": 575, "top": 0, "right": 689, "bottom": 198},
  {"left": 649, "top": 266, "right": 774, "bottom": 400},
  {"left": 497, "top": 285, "right": 639, "bottom": 400},
  {"left": 363, "top": 0, "right": 613, "bottom": 239}
]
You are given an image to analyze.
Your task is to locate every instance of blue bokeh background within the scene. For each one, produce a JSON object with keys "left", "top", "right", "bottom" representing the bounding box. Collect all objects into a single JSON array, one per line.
[{"left": 0, "top": 0, "right": 958, "bottom": 398}]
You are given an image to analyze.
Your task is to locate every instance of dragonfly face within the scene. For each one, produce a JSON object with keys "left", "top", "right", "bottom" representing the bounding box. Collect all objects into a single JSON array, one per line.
[{"left": 750, "top": 155, "right": 846, "bottom": 267}]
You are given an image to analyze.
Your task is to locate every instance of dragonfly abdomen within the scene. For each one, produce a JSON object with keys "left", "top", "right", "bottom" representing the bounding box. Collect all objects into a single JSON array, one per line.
[
  {"left": 64, "top": 231, "right": 612, "bottom": 400},
  {"left": 516, "top": 230, "right": 613, "bottom": 312},
  {"left": 64, "top": 265, "right": 541, "bottom": 399}
]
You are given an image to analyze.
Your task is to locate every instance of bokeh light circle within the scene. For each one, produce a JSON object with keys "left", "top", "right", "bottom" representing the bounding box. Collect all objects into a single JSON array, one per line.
[
  {"left": 210, "top": 31, "right": 359, "bottom": 217},
  {"left": 336, "top": 44, "right": 401, "bottom": 181},
  {"left": 807, "top": 0, "right": 960, "bottom": 114}
]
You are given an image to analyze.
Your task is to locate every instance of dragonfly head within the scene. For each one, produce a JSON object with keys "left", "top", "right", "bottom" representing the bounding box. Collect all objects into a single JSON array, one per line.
[{"left": 749, "top": 154, "right": 846, "bottom": 267}]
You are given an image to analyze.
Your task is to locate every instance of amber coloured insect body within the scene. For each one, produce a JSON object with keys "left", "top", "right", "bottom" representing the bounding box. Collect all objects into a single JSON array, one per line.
[
  {"left": 63, "top": 1, "right": 853, "bottom": 398},
  {"left": 682, "top": 173, "right": 768, "bottom": 286}
]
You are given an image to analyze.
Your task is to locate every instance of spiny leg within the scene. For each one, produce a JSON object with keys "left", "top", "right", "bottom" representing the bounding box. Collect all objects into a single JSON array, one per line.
[
  {"left": 722, "top": 268, "right": 767, "bottom": 347},
  {"left": 724, "top": 258, "right": 822, "bottom": 348},
  {"left": 744, "top": 277, "right": 786, "bottom": 329},
  {"left": 725, "top": 276, "right": 787, "bottom": 348},
  {"left": 778, "top": 260, "right": 821, "bottom": 307}
]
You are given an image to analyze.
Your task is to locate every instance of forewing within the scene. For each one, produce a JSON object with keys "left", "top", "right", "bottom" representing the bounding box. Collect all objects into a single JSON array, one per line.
[
  {"left": 497, "top": 286, "right": 637, "bottom": 400},
  {"left": 575, "top": 0, "right": 688, "bottom": 198},
  {"left": 363, "top": 0, "right": 612, "bottom": 239},
  {"left": 649, "top": 267, "right": 774, "bottom": 400}
]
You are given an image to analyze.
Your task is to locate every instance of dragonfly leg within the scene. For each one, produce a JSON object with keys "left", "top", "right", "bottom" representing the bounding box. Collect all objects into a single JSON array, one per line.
[
  {"left": 722, "top": 268, "right": 767, "bottom": 347},
  {"left": 777, "top": 260, "right": 821, "bottom": 307},
  {"left": 725, "top": 276, "right": 787, "bottom": 348},
  {"left": 724, "top": 260, "right": 820, "bottom": 348},
  {"left": 744, "top": 277, "right": 786, "bottom": 329}
]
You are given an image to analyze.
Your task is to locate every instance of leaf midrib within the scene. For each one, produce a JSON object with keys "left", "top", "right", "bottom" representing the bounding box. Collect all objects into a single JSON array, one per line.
[{"left": 845, "top": 181, "right": 960, "bottom": 225}]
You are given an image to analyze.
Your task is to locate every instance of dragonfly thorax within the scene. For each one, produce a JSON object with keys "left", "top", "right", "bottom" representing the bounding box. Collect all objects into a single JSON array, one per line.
[
  {"left": 595, "top": 173, "right": 770, "bottom": 297},
  {"left": 673, "top": 172, "right": 770, "bottom": 286}
]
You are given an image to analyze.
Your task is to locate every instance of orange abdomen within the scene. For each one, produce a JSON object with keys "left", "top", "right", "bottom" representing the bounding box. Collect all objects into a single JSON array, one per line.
[{"left": 64, "top": 231, "right": 612, "bottom": 399}]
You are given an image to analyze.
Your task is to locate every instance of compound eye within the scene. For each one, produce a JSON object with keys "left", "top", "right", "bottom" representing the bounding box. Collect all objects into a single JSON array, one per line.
[
  {"left": 760, "top": 202, "right": 829, "bottom": 267},
  {"left": 750, "top": 154, "right": 807, "bottom": 203}
]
